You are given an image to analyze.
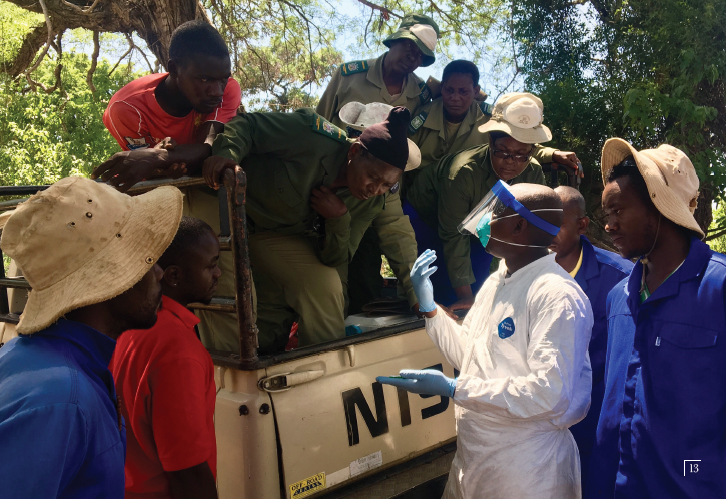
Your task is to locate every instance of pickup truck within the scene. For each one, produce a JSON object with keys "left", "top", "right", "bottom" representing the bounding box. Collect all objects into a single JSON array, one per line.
[{"left": 0, "top": 171, "right": 459, "bottom": 499}]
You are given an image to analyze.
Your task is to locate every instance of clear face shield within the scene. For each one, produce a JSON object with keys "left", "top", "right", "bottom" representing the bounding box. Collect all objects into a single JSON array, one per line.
[{"left": 459, "top": 180, "right": 562, "bottom": 248}]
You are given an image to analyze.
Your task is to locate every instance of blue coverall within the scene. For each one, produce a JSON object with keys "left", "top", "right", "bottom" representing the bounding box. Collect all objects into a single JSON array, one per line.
[
  {"left": 588, "top": 237, "right": 726, "bottom": 498},
  {"left": 568, "top": 236, "right": 633, "bottom": 493}
]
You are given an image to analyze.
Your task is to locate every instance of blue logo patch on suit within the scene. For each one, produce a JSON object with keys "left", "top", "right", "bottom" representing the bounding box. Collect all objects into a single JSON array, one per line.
[{"left": 498, "top": 317, "right": 515, "bottom": 339}]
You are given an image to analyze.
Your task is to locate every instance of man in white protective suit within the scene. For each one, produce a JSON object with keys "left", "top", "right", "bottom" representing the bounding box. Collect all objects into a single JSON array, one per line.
[{"left": 378, "top": 181, "right": 593, "bottom": 499}]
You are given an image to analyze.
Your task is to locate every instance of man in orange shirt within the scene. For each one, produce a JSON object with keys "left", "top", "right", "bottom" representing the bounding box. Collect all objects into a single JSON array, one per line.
[
  {"left": 110, "top": 217, "right": 222, "bottom": 499},
  {"left": 93, "top": 20, "right": 241, "bottom": 192},
  {"left": 95, "top": 20, "right": 243, "bottom": 351}
]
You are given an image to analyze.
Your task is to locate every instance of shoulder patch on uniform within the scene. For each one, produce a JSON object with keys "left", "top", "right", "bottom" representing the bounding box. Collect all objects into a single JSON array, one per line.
[
  {"left": 479, "top": 101, "right": 494, "bottom": 116},
  {"left": 311, "top": 113, "right": 348, "bottom": 142},
  {"left": 418, "top": 81, "right": 433, "bottom": 105},
  {"left": 340, "top": 60, "right": 369, "bottom": 76},
  {"left": 408, "top": 111, "right": 429, "bottom": 135}
]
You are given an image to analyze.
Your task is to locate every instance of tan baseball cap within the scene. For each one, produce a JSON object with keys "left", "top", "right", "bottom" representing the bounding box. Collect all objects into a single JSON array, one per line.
[
  {"left": 0, "top": 177, "right": 183, "bottom": 334},
  {"left": 338, "top": 101, "right": 421, "bottom": 171},
  {"left": 478, "top": 92, "right": 552, "bottom": 144},
  {"left": 601, "top": 138, "right": 703, "bottom": 237}
]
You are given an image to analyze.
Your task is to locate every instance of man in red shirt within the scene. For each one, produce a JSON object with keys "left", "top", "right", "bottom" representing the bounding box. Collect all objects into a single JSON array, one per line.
[
  {"left": 93, "top": 20, "right": 241, "bottom": 192},
  {"left": 95, "top": 20, "right": 243, "bottom": 352},
  {"left": 110, "top": 216, "right": 222, "bottom": 499}
]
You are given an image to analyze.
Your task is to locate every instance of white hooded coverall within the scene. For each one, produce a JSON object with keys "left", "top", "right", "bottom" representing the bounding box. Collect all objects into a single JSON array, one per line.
[{"left": 427, "top": 254, "right": 593, "bottom": 499}]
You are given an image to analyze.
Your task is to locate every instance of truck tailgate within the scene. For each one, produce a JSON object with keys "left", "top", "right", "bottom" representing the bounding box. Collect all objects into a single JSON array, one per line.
[{"left": 263, "top": 327, "right": 456, "bottom": 499}]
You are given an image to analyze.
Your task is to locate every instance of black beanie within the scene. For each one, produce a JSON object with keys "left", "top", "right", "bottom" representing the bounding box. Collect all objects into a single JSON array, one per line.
[{"left": 358, "top": 107, "right": 410, "bottom": 170}]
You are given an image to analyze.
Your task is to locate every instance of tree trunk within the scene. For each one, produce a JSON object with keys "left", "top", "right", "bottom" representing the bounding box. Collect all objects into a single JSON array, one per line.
[
  {"left": 130, "top": 0, "right": 198, "bottom": 67},
  {"left": 4, "top": 0, "right": 200, "bottom": 76},
  {"left": 696, "top": 182, "right": 714, "bottom": 239},
  {"left": 7, "top": 25, "right": 49, "bottom": 77}
]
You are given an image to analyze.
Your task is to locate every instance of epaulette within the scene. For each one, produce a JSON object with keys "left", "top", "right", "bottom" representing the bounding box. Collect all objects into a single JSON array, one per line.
[
  {"left": 408, "top": 111, "right": 428, "bottom": 135},
  {"left": 311, "top": 113, "right": 348, "bottom": 143},
  {"left": 418, "top": 81, "right": 433, "bottom": 105},
  {"left": 340, "top": 60, "right": 369, "bottom": 76},
  {"left": 479, "top": 101, "right": 494, "bottom": 116}
]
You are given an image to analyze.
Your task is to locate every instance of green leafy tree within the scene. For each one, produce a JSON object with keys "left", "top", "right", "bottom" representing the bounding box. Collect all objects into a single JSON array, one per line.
[
  {"left": 0, "top": 51, "right": 140, "bottom": 185},
  {"left": 708, "top": 202, "right": 726, "bottom": 254},
  {"left": 209, "top": 0, "right": 343, "bottom": 111},
  {"left": 513, "top": 0, "right": 726, "bottom": 241}
]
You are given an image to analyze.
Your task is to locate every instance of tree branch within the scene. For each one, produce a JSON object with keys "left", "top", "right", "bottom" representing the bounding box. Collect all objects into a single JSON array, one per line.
[
  {"left": 588, "top": 0, "right": 612, "bottom": 23},
  {"left": 354, "top": 0, "right": 401, "bottom": 20},
  {"left": 30, "top": 62, "right": 63, "bottom": 93},
  {"left": 24, "top": 0, "right": 55, "bottom": 77},
  {"left": 86, "top": 30, "right": 100, "bottom": 92},
  {"left": 705, "top": 227, "right": 726, "bottom": 242},
  {"left": 494, "top": 2, "right": 522, "bottom": 99},
  {"left": 39, "top": 31, "right": 65, "bottom": 94},
  {"left": 196, "top": 0, "right": 212, "bottom": 24},
  {"left": 123, "top": 33, "right": 154, "bottom": 73},
  {"left": 428, "top": 0, "right": 461, "bottom": 30},
  {"left": 109, "top": 34, "right": 134, "bottom": 76},
  {"left": 6, "top": 24, "right": 48, "bottom": 77},
  {"left": 61, "top": 0, "right": 103, "bottom": 14}
]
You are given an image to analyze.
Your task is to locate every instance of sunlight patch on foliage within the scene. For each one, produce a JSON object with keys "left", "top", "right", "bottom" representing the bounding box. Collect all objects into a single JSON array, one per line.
[
  {"left": 0, "top": 3, "right": 43, "bottom": 68},
  {"left": 0, "top": 34, "right": 143, "bottom": 186}
]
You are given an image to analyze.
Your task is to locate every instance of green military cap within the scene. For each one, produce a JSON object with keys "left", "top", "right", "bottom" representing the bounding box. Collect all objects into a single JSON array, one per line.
[{"left": 383, "top": 14, "right": 440, "bottom": 67}]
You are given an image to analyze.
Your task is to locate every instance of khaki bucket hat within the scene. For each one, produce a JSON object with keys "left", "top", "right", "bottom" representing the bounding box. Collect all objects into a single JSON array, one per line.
[
  {"left": 339, "top": 101, "right": 421, "bottom": 171},
  {"left": 478, "top": 92, "right": 552, "bottom": 144},
  {"left": 601, "top": 138, "right": 703, "bottom": 237},
  {"left": 383, "top": 14, "right": 440, "bottom": 67},
  {"left": 0, "top": 177, "right": 183, "bottom": 334}
]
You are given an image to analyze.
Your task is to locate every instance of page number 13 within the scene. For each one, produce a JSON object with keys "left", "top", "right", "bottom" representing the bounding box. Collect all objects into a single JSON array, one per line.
[{"left": 684, "top": 460, "right": 701, "bottom": 476}]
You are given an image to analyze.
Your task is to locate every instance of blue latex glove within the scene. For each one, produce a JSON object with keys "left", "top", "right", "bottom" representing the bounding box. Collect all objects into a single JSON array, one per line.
[
  {"left": 376, "top": 369, "right": 457, "bottom": 398},
  {"left": 411, "top": 249, "right": 438, "bottom": 313}
]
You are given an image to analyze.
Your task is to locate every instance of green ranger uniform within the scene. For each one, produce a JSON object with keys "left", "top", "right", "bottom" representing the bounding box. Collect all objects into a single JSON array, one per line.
[
  {"left": 406, "top": 144, "right": 546, "bottom": 288},
  {"left": 409, "top": 97, "right": 558, "bottom": 169},
  {"left": 316, "top": 54, "right": 429, "bottom": 129},
  {"left": 315, "top": 54, "right": 427, "bottom": 313},
  {"left": 316, "top": 13, "right": 440, "bottom": 129},
  {"left": 316, "top": 13, "right": 439, "bottom": 314},
  {"left": 211, "top": 108, "right": 418, "bottom": 352}
]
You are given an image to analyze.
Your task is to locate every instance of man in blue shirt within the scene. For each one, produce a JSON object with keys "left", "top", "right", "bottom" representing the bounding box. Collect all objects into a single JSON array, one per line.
[
  {"left": 588, "top": 138, "right": 725, "bottom": 498},
  {"left": 549, "top": 186, "right": 633, "bottom": 493},
  {"left": 0, "top": 177, "right": 182, "bottom": 498}
]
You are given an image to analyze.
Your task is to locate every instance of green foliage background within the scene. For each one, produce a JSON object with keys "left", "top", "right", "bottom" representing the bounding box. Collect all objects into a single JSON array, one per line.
[
  {"left": 512, "top": 0, "right": 726, "bottom": 246},
  {"left": 0, "top": 55, "right": 140, "bottom": 185},
  {"left": 0, "top": 4, "right": 141, "bottom": 185}
]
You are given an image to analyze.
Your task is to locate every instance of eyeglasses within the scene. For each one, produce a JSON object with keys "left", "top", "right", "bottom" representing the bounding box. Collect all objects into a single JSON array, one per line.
[{"left": 491, "top": 147, "right": 533, "bottom": 163}]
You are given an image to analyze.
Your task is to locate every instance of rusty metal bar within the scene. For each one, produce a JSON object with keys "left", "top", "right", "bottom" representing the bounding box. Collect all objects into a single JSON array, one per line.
[
  {"left": 0, "top": 186, "right": 50, "bottom": 196},
  {"left": 223, "top": 168, "right": 257, "bottom": 364},
  {"left": 126, "top": 176, "right": 208, "bottom": 194},
  {"left": 0, "top": 199, "right": 22, "bottom": 212},
  {"left": 0, "top": 177, "right": 209, "bottom": 212},
  {"left": 0, "top": 277, "right": 30, "bottom": 289},
  {"left": 187, "top": 297, "right": 236, "bottom": 312},
  {"left": 0, "top": 313, "right": 19, "bottom": 325},
  {"left": 0, "top": 244, "right": 8, "bottom": 316}
]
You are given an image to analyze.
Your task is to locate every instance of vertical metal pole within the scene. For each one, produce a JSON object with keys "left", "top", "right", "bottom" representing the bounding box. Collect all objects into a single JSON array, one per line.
[
  {"left": 218, "top": 188, "right": 231, "bottom": 237},
  {"left": 0, "top": 240, "right": 9, "bottom": 315},
  {"left": 223, "top": 168, "right": 257, "bottom": 363}
]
